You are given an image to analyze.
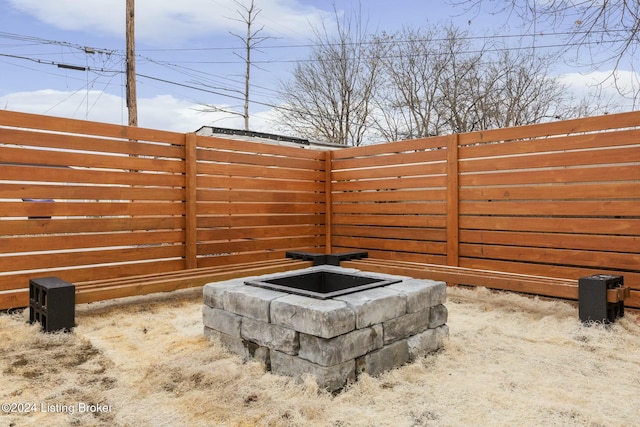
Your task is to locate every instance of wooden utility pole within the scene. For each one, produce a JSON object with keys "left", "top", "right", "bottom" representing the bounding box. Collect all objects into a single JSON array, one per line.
[{"left": 126, "top": 0, "right": 138, "bottom": 126}]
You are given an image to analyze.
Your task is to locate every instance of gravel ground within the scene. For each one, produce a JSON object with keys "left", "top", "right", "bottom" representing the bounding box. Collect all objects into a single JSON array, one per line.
[{"left": 1, "top": 285, "right": 639, "bottom": 427}]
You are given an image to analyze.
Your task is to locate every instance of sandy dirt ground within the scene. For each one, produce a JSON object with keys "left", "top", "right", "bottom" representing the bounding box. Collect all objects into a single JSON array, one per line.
[{"left": 1, "top": 285, "right": 639, "bottom": 427}]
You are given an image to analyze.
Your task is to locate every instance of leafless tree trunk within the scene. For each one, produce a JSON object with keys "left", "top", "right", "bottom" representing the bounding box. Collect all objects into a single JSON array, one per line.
[{"left": 229, "top": 0, "right": 272, "bottom": 130}]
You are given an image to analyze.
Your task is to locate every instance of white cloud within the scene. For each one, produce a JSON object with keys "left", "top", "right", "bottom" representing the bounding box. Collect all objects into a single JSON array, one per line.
[
  {"left": 1, "top": 89, "right": 125, "bottom": 124},
  {"left": 6, "top": 0, "right": 332, "bottom": 44},
  {"left": 558, "top": 69, "right": 639, "bottom": 112},
  {"left": 0, "top": 88, "right": 281, "bottom": 133}
]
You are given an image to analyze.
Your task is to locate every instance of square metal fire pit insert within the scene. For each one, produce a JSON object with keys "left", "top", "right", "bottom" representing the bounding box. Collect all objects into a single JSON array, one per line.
[{"left": 245, "top": 268, "right": 401, "bottom": 300}]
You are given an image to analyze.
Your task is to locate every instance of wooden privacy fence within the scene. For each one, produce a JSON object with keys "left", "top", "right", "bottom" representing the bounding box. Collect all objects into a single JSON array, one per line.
[
  {"left": 0, "top": 111, "right": 326, "bottom": 308},
  {"left": 330, "top": 112, "right": 640, "bottom": 307},
  {"left": 0, "top": 109, "right": 639, "bottom": 309}
]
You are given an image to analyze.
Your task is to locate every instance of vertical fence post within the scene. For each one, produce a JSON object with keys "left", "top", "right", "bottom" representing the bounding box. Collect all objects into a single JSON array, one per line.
[
  {"left": 446, "top": 134, "right": 460, "bottom": 268},
  {"left": 185, "top": 133, "right": 198, "bottom": 269},
  {"left": 324, "top": 150, "right": 333, "bottom": 254}
]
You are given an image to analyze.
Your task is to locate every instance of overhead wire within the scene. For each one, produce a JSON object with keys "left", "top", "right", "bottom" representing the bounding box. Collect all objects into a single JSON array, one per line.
[
  {"left": 0, "top": 26, "right": 634, "bottom": 129},
  {"left": 134, "top": 28, "right": 631, "bottom": 52}
]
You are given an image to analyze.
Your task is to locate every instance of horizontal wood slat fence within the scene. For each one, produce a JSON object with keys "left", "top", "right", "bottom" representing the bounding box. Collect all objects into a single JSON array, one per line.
[
  {"left": 330, "top": 112, "right": 640, "bottom": 308},
  {"left": 1, "top": 109, "right": 638, "bottom": 309},
  {"left": 0, "top": 111, "right": 326, "bottom": 308}
]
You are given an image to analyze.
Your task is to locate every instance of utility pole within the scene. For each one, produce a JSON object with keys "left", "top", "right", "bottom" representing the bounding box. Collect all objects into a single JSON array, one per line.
[{"left": 126, "top": 0, "right": 138, "bottom": 126}]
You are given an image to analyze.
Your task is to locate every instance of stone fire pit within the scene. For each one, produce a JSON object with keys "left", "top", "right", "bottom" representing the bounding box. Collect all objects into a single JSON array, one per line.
[{"left": 202, "top": 265, "right": 448, "bottom": 392}]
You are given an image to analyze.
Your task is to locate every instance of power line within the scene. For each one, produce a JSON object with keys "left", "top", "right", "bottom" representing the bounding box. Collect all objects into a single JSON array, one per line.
[
  {"left": 0, "top": 53, "right": 122, "bottom": 74},
  {"left": 134, "top": 28, "right": 631, "bottom": 52},
  {"left": 140, "top": 38, "right": 628, "bottom": 66},
  {"left": 1, "top": 35, "right": 630, "bottom": 114},
  {"left": 136, "top": 73, "right": 278, "bottom": 108},
  {"left": 0, "top": 27, "right": 629, "bottom": 58},
  {"left": 1, "top": 28, "right": 633, "bottom": 130}
]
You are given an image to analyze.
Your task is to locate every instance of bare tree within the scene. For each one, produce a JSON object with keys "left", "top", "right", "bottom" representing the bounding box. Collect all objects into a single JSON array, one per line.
[
  {"left": 474, "top": 50, "right": 576, "bottom": 129},
  {"left": 447, "top": 0, "right": 640, "bottom": 103},
  {"left": 280, "top": 14, "right": 618, "bottom": 145},
  {"left": 229, "top": 0, "right": 272, "bottom": 130},
  {"left": 434, "top": 27, "right": 487, "bottom": 134},
  {"left": 198, "top": 0, "right": 271, "bottom": 129},
  {"left": 371, "top": 25, "right": 582, "bottom": 139},
  {"left": 371, "top": 27, "right": 452, "bottom": 140},
  {"left": 277, "top": 7, "right": 382, "bottom": 146}
]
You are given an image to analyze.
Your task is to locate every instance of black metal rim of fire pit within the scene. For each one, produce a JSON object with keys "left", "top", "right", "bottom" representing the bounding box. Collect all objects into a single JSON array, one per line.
[{"left": 245, "top": 268, "right": 401, "bottom": 300}]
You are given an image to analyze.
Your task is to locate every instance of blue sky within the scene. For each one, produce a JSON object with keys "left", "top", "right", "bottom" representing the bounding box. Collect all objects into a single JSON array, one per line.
[{"left": 0, "top": 0, "right": 637, "bottom": 134}]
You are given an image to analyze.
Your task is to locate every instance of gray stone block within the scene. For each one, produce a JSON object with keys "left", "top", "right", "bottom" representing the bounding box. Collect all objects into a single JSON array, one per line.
[
  {"left": 270, "top": 350, "right": 356, "bottom": 393},
  {"left": 299, "top": 324, "right": 383, "bottom": 366},
  {"left": 408, "top": 324, "right": 449, "bottom": 359},
  {"left": 223, "top": 285, "right": 287, "bottom": 322},
  {"left": 429, "top": 304, "right": 448, "bottom": 328},
  {"left": 388, "top": 279, "right": 447, "bottom": 312},
  {"left": 407, "top": 329, "right": 437, "bottom": 359},
  {"left": 428, "top": 282, "right": 447, "bottom": 306},
  {"left": 436, "top": 324, "right": 449, "bottom": 345},
  {"left": 383, "top": 308, "right": 430, "bottom": 344},
  {"left": 202, "top": 305, "right": 242, "bottom": 337},
  {"left": 336, "top": 287, "right": 406, "bottom": 329},
  {"left": 356, "top": 339, "right": 409, "bottom": 377},
  {"left": 241, "top": 316, "right": 299, "bottom": 355},
  {"left": 203, "top": 279, "right": 245, "bottom": 309},
  {"left": 270, "top": 294, "right": 355, "bottom": 339},
  {"left": 204, "top": 327, "right": 270, "bottom": 366}
]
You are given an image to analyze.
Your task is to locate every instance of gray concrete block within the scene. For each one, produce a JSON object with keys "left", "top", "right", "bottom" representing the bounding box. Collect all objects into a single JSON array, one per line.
[
  {"left": 270, "top": 294, "right": 355, "bottom": 339},
  {"left": 223, "top": 285, "right": 287, "bottom": 322},
  {"left": 356, "top": 339, "right": 409, "bottom": 377},
  {"left": 428, "top": 282, "right": 447, "bottom": 306},
  {"left": 388, "top": 279, "right": 447, "bottom": 312},
  {"left": 204, "top": 327, "right": 270, "bottom": 366},
  {"left": 270, "top": 350, "right": 355, "bottom": 393},
  {"left": 429, "top": 304, "right": 448, "bottom": 328},
  {"left": 241, "top": 316, "right": 299, "bottom": 355},
  {"left": 298, "top": 324, "right": 383, "bottom": 366},
  {"left": 383, "top": 308, "right": 430, "bottom": 344},
  {"left": 407, "top": 329, "right": 437, "bottom": 359},
  {"left": 202, "top": 305, "right": 242, "bottom": 337},
  {"left": 408, "top": 324, "right": 449, "bottom": 359},
  {"left": 336, "top": 287, "right": 406, "bottom": 329},
  {"left": 436, "top": 324, "right": 449, "bottom": 346},
  {"left": 203, "top": 279, "right": 245, "bottom": 309}
]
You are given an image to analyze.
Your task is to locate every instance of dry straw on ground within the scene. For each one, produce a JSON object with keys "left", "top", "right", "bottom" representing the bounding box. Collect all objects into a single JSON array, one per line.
[{"left": 1, "top": 285, "right": 639, "bottom": 427}]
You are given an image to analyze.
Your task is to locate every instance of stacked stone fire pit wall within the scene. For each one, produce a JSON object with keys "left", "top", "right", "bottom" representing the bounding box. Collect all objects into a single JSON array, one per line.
[{"left": 202, "top": 266, "right": 448, "bottom": 392}]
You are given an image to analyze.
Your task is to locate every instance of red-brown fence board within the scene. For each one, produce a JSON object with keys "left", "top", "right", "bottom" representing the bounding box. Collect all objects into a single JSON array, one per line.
[
  {"left": 331, "top": 136, "right": 450, "bottom": 264},
  {"left": 193, "top": 134, "right": 326, "bottom": 268}
]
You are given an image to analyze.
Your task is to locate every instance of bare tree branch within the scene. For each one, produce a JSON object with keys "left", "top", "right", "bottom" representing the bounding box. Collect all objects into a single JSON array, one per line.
[
  {"left": 447, "top": 0, "right": 640, "bottom": 103},
  {"left": 277, "top": 5, "right": 381, "bottom": 146}
]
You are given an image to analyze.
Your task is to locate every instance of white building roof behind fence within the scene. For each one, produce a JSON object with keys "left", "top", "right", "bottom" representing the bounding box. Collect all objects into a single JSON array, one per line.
[{"left": 195, "top": 126, "right": 342, "bottom": 151}]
